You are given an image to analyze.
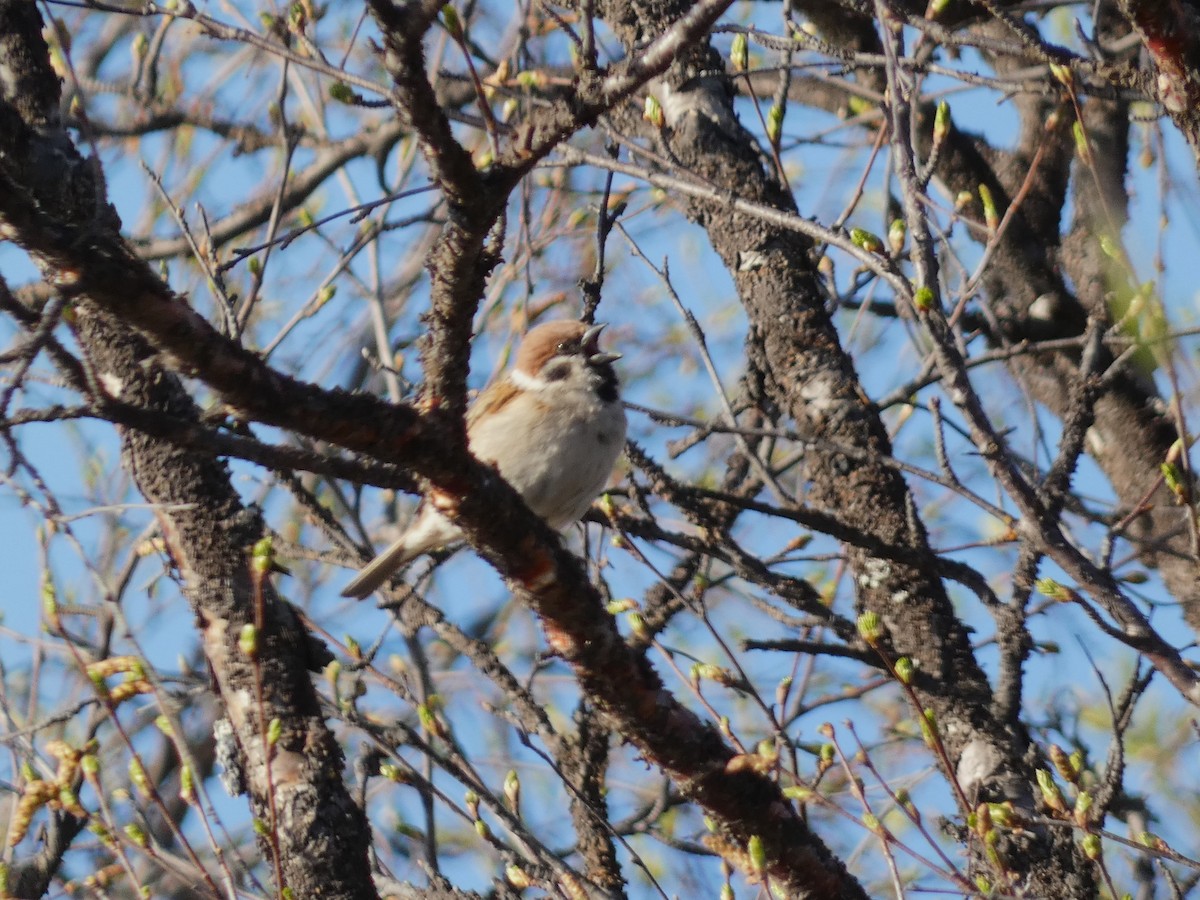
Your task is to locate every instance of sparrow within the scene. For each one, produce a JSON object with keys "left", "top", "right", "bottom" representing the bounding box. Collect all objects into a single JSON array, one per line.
[{"left": 341, "top": 320, "right": 626, "bottom": 599}]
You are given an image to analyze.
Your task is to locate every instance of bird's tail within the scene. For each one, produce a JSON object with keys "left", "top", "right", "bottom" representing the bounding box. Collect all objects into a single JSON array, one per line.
[
  {"left": 340, "top": 507, "right": 457, "bottom": 599},
  {"left": 339, "top": 538, "right": 419, "bottom": 599}
]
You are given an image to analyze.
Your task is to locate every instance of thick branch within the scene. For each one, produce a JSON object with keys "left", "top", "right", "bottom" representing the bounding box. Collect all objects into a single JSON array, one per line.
[
  {"left": 0, "top": 7, "right": 865, "bottom": 896},
  {"left": 0, "top": 5, "right": 377, "bottom": 897}
]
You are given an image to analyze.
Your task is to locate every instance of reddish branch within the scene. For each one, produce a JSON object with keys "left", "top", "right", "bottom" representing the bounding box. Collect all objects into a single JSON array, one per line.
[{"left": 1121, "top": 0, "right": 1200, "bottom": 162}]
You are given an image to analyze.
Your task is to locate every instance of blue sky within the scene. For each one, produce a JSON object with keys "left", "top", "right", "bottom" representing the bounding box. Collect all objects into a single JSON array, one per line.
[{"left": 4, "top": 2, "right": 1200, "bottom": 893}]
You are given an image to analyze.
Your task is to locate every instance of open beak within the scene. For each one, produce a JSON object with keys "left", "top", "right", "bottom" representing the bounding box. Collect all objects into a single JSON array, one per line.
[{"left": 583, "top": 323, "right": 621, "bottom": 365}]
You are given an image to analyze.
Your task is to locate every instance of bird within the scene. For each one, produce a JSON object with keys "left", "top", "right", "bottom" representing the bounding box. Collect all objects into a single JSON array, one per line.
[{"left": 341, "top": 320, "right": 626, "bottom": 599}]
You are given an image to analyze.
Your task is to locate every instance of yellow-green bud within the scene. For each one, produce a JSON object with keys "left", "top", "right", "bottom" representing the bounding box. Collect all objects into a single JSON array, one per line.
[
  {"left": 850, "top": 227, "right": 883, "bottom": 254},
  {"left": 504, "top": 769, "right": 520, "bottom": 811},
  {"left": 627, "top": 612, "right": 647, "bottom": 637},
  {"left": 856, "top": 611, "right": 882, "bottom": 643},
  {"left": 606, "top": 599, "right": 637, "bottom": 615},
  {"left": 441, "top": 5, "right": 462, "bottom": 38},
  {"left": 129, "top": 758, "right": 150, "bottom": 796},
  {"left": 1049, "top": 62, "right": 1074, "bottom": 88},
  {"left": 919, "top": 708, "right": 938, "bottom": 748},
  {"left": 1140, "top": 831, "right": 1167, "bottom": 851},
  {"left": 730, "top": 33, "right": 749, "bottom": 72},
  {"left": 1072, "top": 120, "right": 1092, "bottom": 164},
  {"left": 288, "top": 2, "right": 306, "bottom": 30},
  {"left": 978, "top": 183, "right": 999, "bottom": 231},
  {"left": 846, "top": 95, "right": 872, "bottom": 117},
  {"left": 988, "top": 802, "right": 1014, "bottom": 828},
  {"left": 1036, "top": 769, "right": 1067, "bottom": 814},
  {"left": 747, "top": 834, "right": 766, "bottom": 873},
  {"left": 1161, "top": 462, "right": 1185, "bottom": 497},
  {"left": 506, "top": 865, "right": 532, "bottom": 889},
  {"left": 238, "top": 623, "right": 258, "bottom": 658},
  {"left": 933, "top": 100, "right": 951, "bottom": 143},
  {"left": 643, "top": 95, "right": 664, "bottom": 128},
  {"left": 766, "top": 105, "right": 784, "bottom": 143},
  {"left": 1074, "top": 790, "right": 1093, "bottom": 825},
  {"left": 1035, "top": 578, "right": 1075, "bottom": 603},
  {"left": 515, "top": 70, "right": 542, "bottom": 88}
]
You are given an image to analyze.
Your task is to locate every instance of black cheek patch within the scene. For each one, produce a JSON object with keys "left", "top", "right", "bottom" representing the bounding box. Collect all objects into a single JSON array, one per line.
[
  {"left": 593, "top": 364, "right": 619, "bottom": 403},
  {"left": 542, "top": 360, "right": 572, "bottom": 382}
]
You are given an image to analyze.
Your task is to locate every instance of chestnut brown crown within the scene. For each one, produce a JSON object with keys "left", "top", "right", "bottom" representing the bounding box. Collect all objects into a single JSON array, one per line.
[{"left": 514, "top": 321, "right": 606, "bottom": 376}]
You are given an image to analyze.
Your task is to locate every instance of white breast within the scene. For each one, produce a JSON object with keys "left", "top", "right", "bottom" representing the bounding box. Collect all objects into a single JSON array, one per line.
[{"left": 468, "top": 377, "right": 626, "bottom": 529}]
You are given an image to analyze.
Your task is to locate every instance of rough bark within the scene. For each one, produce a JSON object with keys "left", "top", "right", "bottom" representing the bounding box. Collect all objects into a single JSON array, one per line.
[
  {"left": 582, "top": 0, "right": 1093, "bottom": 892},
  {"left": 0, "top": 4, "right": 377, "bottom": 897}
]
